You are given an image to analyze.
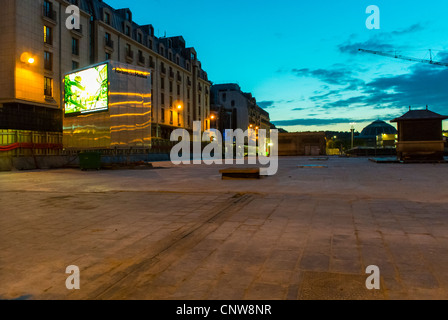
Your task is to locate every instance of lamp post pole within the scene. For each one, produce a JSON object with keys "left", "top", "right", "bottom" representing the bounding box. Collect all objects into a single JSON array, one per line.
[{"left": 350, "top": 125, "right": 355, "bottom": 150}]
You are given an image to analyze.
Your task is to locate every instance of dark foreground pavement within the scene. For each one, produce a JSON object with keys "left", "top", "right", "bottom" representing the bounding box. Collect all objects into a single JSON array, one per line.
[{"left": 1, "top": 156, "right": 448, "bottom": 299}]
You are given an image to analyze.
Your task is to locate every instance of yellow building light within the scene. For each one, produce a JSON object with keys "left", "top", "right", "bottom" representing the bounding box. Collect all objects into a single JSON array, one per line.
[{"left": 20, "top": 52, "right": 35, "bottom": 65}]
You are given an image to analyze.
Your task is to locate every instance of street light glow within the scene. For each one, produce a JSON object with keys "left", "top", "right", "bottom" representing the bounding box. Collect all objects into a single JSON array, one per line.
[{"left": 28, "top": 57, "right": 35, "bottom": 64}]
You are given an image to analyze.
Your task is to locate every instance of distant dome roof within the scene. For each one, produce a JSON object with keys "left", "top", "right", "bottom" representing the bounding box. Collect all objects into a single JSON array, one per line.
[{"left": 359, "top": 120, "right": 397, "bottom": 138}]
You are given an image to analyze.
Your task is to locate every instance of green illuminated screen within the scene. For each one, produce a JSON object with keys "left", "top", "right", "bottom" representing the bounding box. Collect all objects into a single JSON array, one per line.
[{"left": 64, "top": 63, "right": 108, "bottom": 114}]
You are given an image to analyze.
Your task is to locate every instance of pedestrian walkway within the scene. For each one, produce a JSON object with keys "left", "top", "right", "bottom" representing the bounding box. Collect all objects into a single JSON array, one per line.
[{"left": 1, "top": 157, "right": 447, "bottom": 299}]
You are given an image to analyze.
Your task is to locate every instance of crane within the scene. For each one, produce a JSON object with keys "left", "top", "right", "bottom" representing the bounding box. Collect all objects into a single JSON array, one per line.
[{"left": 358, "top": 48, "right": 448, "bottom": 67}]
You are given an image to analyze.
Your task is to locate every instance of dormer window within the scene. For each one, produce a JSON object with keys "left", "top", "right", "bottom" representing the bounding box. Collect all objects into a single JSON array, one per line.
[
  {"left": 104, "top": 12, "right": 110, "bottom": 24},
  {"left": 137, "top": 32, "right": 142, "bottom": 44},
  {"left": 125, "top": 25, "right": 131, "bottom": 37},
  {"left": 126, "top": 11, "right": 131, "bottom": 22}
]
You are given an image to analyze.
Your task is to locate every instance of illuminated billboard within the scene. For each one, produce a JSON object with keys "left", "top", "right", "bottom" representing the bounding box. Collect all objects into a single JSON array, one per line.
[{"left": 64, "top": 63, "right": 109, "bottom": 114}]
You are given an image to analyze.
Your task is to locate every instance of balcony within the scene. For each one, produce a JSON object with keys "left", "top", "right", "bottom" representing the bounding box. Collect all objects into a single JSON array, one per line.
[
  {"left": 126, "top": 49, "right": 134, "bottom": 63},
  {"left": 104, "top": 38, "right": 114, "bottom": 51},
  {"left": 42, "top": 7, "right": 57, "bottom": 25},
  {"left": 71, "top": 25, "right": 83, "bottom": 37}
]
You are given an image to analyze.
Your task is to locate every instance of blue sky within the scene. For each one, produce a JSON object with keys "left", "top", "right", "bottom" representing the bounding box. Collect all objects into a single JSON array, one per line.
[{"left": 107, "top": 0, "right": 448, "bottom": 132}]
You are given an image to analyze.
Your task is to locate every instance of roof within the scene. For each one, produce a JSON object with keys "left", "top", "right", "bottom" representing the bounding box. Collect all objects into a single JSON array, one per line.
[
  {"left": 391, "top": 109, "right": 448, "bottom": 122},
  {"left": 359, "top": 120, "right": 397, "bottom": 138}
]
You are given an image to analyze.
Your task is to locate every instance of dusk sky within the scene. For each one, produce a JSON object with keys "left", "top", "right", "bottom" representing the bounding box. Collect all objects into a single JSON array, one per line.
[{"left": 107, "top": 0, "right": 448, "bottom": 132}]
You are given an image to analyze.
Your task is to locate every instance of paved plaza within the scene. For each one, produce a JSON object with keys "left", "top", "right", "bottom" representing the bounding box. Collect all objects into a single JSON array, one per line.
[{"left": 1, "top": 156, "right": 448, "bottom": 300}]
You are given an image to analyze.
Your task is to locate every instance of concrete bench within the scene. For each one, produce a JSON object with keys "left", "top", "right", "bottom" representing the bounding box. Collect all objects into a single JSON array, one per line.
[{"left": 219, "top": 168, "right": 260, "bottom": 180}]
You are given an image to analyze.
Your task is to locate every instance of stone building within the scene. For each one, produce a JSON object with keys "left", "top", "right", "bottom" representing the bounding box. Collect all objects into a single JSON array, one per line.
[{"left": 0, "top": 0, "right": 211, "bottom": 155}]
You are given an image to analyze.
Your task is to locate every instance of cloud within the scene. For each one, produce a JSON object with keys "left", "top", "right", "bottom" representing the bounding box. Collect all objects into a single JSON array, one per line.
[
  {"left": 309, "top": 59, "right": 448, "bottom": 115},
  {"left": 338, "top": 23, "right": 426, "bottom": 55},
  {"left": 291, "top": 67, "right": 364, "bottom": 89},
  {"left": 390, "top": 23, "right": 425, "bottom": 36},
  {"left": 291, "top": 107, "right": 305, "bottom": 111},
  {"left": 338, "top": 36, "right": 395, "bottom": 55},
  {"left": 272, "top": 117, "right": 374, "bottom": 127},
  {"left": 258, "top": 100, "right": 275, "bottom": 109}
]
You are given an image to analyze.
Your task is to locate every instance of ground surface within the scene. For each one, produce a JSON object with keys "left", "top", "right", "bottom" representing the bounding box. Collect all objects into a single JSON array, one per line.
[{"left": 1, "top": 156, "right": 447, "bottom": 300}]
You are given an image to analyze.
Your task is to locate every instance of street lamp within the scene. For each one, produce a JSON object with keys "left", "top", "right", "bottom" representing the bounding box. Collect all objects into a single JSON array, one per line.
[
  {"left": 350, "top": 123, "right": 356, "bottom": 149},
  {"left": 20, "top": 52, "right": 35, "bottom": 65}
]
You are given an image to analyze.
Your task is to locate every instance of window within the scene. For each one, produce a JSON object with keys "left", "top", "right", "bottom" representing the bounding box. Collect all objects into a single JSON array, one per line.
[
  {"left": 170, "top": 110, "right": 173, "bottom": 124},
  {"left": 222, "top": 93, "right": 226, "bottom": 102},
  {"left": 231, "top": 100, "right": 235, "bottom": 107},
  {"left": 161, "top": 93, "right": 165, "bottom": 105},
  {"left": 44, "top": 26, "right": 52, "bottom": 45},
  {"left": 125, "top": 25, "right": 131, "bottom": 37},
  {"left": 177, "top": 84, "right": 180, "bottom": 96},
  {"left": 160, "top": 77, "right": 165, "bottom": 90},
  {"left": 104, "top": 12, "right": 110, "bottom": 24},
  {"left": 159, "top": 46, "right": 164, "bottom": 56},
  {"left": 105, "top": 52, "right": 111, "bottom": 60},
  {"left": 198, "top": 94, "right": 201, "bottom": 104},
  {"left": 44, "top": 51, "right": 52, "bottom": 71},
  {"left": 44, "top": 77, "right": 52, "bottom": 97},
  {"left": 169, "top": 81, "right": 173, "bottom": 93},
  {"left": 148, "top": 39, "right": 153, "bottom": 49},
  {"left": 137, "top": 33, "right": 142, "bottom": 44},
  {"left": 126, "top": 11, "right": 131, "bottom": 22},
  {"left": 176, "top": 56, "right": 180, "bottom": 65},
  {"left": 169, "top": 52, "right": 172, "bottom": 61},
  {"left": 169, "top": 96, "right": 173, "bottom": 108},
  {"left": 178, "top": 112, "right": 181, "bottom": 126},
  {"left": 138, "top": 50, "right": 144, "bottom": 64},
  {"left": 105, "top": 32, "right": 112, "bottom": 46},
  {"left": 72, "top": 38, "right": 79, "bottom": 55},
  {"left": 187, "top": 89, "right": 190, "bottom": 99},
  {"left": 126, "top": 44, "right": 132, "bottom": 58},
  {"left": 72, "top": 61, "right": 79, "bottom": 70},
  {"left": 161, "top": 108, "right": 165, "bottom": 122},
  {"left": 43, "top": 0, "right": 53, "bottom": 18}
]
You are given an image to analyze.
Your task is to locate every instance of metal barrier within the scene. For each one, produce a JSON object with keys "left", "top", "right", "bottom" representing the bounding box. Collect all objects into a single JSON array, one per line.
[{"left": 0, "top": 130, "right": 63, "bottom": 156}]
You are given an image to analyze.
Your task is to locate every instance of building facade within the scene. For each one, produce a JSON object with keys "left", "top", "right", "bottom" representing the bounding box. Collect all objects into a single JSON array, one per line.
[
  {"left": 210, "top": 83, "right": 270, "bottom": 132},
  {"left": 0, "top": 0, "right": 211, "bottom": 153}
]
